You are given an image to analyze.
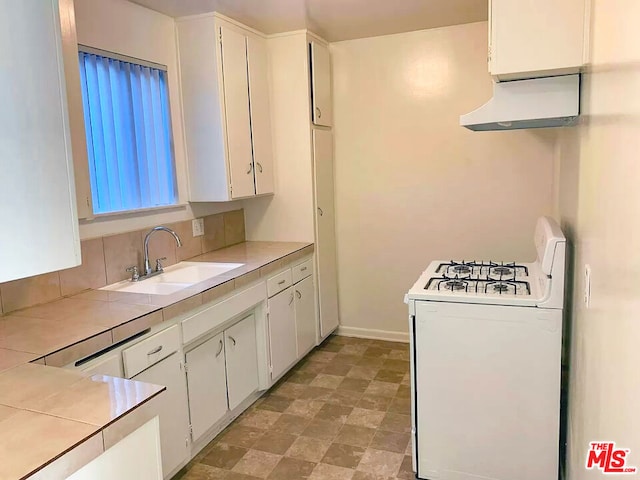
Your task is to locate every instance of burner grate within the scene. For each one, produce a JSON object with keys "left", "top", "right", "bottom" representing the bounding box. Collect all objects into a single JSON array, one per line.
[{"left": 437, "top": 260, "right": 529, "bottom": 278}]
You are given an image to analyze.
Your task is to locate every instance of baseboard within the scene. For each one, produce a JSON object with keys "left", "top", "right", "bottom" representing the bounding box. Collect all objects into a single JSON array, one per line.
[{"left": 336, "top": 325, "right": 409, "bottom": 343}]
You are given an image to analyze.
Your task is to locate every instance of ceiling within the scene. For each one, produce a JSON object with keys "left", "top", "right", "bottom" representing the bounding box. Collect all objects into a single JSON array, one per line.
[{"left": 128, "top": 0, "right": 488, "bottom": 42}]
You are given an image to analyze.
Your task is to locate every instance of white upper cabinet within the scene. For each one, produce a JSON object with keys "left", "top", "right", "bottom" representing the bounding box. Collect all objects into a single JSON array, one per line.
[
  {"left": 177, "top": 14, "right": 274, "bottom": 201},
  {"left": 247, "top": 36, "right": 275, "bottom": 195},
  {"left": 220, "top": 26, "right": 255, "bottom": 199},
  {"left": 310, "top": 41, "right": 333, "bottom": 127},
  {"left": 0, "top": 0, "right": 81, "bottom": 283},
  {"left": 489, "top": 0, "right": 587, "bottom": 81}
]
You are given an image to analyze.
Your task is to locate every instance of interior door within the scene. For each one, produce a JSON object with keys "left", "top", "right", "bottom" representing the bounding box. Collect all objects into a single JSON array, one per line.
[
  {"left": 310, "top": 41, "right": 332, "bottom": 126},
  {"left": 220, "top": 26, "right": 255, "bottom": 198},
  {"left": 247, "top": 35, "right": 274, "bottom": 195},
  {"left": 312, "top": 129, "right": 339, "bottom": 338},
  {"left": 132, "top": 353, "right": 190, "bottom": 478},
  {"left": 294, "top": 276, "right": 316, "bottom": 357},
  {"left": 185, "top": 333, "right": 229, "bottom": 442},
  {"left": 268, "top": 288, "right": 298, "bottom": 380},
  {"left": 225, "top": 314, "right": 259, "bottom": 410}
]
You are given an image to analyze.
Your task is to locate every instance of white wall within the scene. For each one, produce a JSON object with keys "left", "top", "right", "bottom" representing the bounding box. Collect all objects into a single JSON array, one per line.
[
  {"left": 74, "top": 0, "right": 240, "bottom": 238},
  {"left": 557, "top": 0, "right": 640, "bottom": 477},
  {"left": 331, "top": 22, "right": 558, "bottom": 338}
]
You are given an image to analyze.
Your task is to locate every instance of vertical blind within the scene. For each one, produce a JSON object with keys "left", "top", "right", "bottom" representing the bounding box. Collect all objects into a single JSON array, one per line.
[{"left": 78, "top": 51, "right": 177, "bottom": 214}]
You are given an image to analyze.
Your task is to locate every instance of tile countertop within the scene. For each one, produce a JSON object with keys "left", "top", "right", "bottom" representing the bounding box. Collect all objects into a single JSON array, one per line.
[{"left": 0, "top": 241, "right": 312, "bottom": 480}]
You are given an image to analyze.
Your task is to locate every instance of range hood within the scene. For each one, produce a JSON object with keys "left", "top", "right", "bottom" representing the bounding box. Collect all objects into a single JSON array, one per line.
[{"left": 460, "top": 74, "right": 580, "bottom": 131}]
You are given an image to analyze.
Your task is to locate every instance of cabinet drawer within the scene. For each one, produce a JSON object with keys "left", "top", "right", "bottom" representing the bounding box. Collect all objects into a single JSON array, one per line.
[
  {"left": 267, "top": 269, "right": 292, "bottom": 298},
  {"left": 123, "top": 325, "right": 180, "bottom": 378},
  {"left": 292, "top": 258, "right": 313, "bottom": 284}
]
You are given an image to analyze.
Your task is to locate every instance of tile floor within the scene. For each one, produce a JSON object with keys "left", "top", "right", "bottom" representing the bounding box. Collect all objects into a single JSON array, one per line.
[{"left": 175, "top": 335, "right": 413, "bottom": 480}]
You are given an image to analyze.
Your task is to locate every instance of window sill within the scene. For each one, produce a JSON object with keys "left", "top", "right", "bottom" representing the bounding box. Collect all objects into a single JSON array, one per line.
[{"left": 80, "top": 204, "right": 189, "bottom": 223}]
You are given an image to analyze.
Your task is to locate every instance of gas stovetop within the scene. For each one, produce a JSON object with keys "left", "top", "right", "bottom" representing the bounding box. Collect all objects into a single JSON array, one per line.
[
  {"left": 426, "top": 261, "right": 531, "bottom": 297},
  {"left": 436, "top": 261, "right": 529, "bottom": 279},
  {"left": 406, "top": 217, "right": 566, "bottom": 309}
]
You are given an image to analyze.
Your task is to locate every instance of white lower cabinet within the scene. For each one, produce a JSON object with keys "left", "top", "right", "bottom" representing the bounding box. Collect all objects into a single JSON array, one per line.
[
  {"left": 294, "top": 276, "right": 316, "bottom": 356},
  {"left": 185, "top": 333, "right": 229, "bottom": 442},
  {"left": 185, "top": 313, "right": 260, "bottom": 442},
  {"left": 225, "top": 314, "right": 260, "bottom": 410},
  {"left": 268, "top": 288, "right": 298, "bottom": 381},
  {"left": 132, "top": 352, "right": 190, "bottom": 478}
]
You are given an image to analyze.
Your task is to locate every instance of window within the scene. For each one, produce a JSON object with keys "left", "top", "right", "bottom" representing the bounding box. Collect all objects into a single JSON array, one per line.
[{"left": 78, "top": 48, "right": 177, "bottom": 214}]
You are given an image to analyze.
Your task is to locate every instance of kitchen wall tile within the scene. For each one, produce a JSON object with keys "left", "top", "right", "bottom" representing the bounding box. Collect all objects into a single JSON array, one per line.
[
  {"left": 59, "top": 238, "right": 107, "bottom": 297},
  {"left": 201, "top": 214, "right": 225, "bottom": 253},
  {"left": 223, "top": 209, "right": 245, "bottom": 246},
  {"left": 103, "top": 231, "right": 143, "bottom": 285},
  {"left": 142, "top": 226, "right": 178, "bottom": 270},
  {"left": 0, "top": 272, "right": 62, "bottom": 314},
  {"left": 170, "top": 220, "right": 203, "bottom": 262},
  {"left": 0, "top": 209, "right": 245, "bottom": 314}
]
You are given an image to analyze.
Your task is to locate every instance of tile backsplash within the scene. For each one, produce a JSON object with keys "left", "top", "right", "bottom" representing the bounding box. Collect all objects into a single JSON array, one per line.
[{"left": 0, "top": 209, "right": 246, "bottom": 315}]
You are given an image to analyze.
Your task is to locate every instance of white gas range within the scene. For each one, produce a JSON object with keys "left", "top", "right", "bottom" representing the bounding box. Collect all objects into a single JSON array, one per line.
[{"left": 406, "top": 217, "right": 566, "bottom": 480}]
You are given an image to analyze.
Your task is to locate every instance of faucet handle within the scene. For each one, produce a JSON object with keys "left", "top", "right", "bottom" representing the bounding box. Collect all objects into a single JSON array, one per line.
[
  {"left": 126, "top": 265, "right": 139, "bottom": 282},
  {"left": 155, "top": 257, "right": 167, "bottom": 273}
]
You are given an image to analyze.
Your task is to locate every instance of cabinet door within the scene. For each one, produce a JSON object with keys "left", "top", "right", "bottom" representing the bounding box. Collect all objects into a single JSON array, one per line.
[
  {"left": 247, "top": 35, "right": 275, "bottom": 195},
  {"left": 225, "top": 314, "right": 259, "bottom": 410},
  {"left": 220, "top": 26, "right": 255, "bottom": 198},
  {"left": 312, "top": 130, "right": 340, "bottom": 338},
  {"left": 489, "top": 0, "right": 586, "bottom": 80},
  {"left": 310, "top": 41, "right": 332, "bottom": 127},
  {"left": 294, "top": 276, "right": 316, "bottom": 357},
  {"left": 133, "top": 353, "right": 190, "bottom": 478},
  {"left": 268, "top": 288, "right": 298, "bottom": 380},
  {"left": 185, "top": 333, "right": 229, "bottom": 442},
  {"left": 0, "top": 0, "right": 81, "bottom": 282}
]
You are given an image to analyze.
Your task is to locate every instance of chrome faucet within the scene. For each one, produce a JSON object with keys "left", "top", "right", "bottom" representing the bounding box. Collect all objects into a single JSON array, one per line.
[{"left": 142, "top": 226, "right": 183, "bottom": 278}]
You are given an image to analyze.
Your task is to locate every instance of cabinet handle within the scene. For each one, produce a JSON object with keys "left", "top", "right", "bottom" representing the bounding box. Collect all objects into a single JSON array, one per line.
[
  {"left": 316, "top": 107, "right": 322, "bottom": 119},
  {"left": 296, "top": 290, "right": 302, "bottom": 299},
  {"left": 229, "top": 336, "right": 236, "bottom": 346},
  {"left": 318, "top": 207, "right": 324, "bottom": 216},
  {"left": 256, "top": 162, "right": 263, "bottom": 173},
  {"left": 289, "top": 293, "right": 294, "bottom": 305},
  {"left": 278, "top": 280, "right": 286, "bottom": 285},
  {"left": 300, "top": 266, "right": 307, "bottom": 272},
  {"left": 147, "top": 345, "right": 163, "bottom": 356},
  {"left": 246, "top": 163, "right": 253, "bottom": 175},
  {"left": 216, "top": 339, "right": 223, "bottom": 357}
]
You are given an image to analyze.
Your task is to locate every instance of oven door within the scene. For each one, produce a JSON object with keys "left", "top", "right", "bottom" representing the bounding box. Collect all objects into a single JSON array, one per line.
[{"left": 413, "top": 301, "right": 561, "bottom": 480}]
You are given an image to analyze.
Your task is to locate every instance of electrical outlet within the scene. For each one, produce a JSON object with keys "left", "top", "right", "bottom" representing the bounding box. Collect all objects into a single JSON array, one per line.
[
  {"left": 192, "top": 218, "right": 204, "bottom": 237},
  {"left": 584, "top": 264, "right": 591, "bottom": 308}
]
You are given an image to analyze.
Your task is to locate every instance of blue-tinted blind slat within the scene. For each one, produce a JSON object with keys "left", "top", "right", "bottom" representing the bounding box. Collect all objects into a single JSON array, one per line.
[{"left": 78, "top": 51, "right": 177, "bottom": 214}]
